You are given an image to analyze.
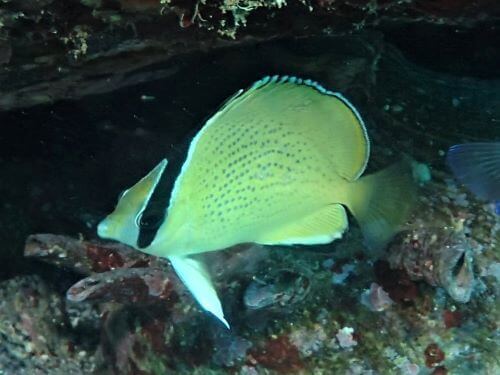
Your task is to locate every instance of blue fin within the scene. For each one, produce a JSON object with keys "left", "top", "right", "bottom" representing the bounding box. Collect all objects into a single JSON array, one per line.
[
  {"left": 446, "top": 142, "right": 500, "bottom": 201},
  {"left": 168, "top": 255, "right": 229, "bottom": 329}
]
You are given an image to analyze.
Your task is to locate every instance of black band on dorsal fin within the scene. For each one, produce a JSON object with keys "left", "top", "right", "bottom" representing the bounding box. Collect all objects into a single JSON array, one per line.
[{"left": 250, "top": 75, "right": 336, "bottom": 96}]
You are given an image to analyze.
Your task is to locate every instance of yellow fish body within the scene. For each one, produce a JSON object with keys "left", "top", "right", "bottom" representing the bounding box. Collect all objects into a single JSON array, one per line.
[{"left": 98, "top": 76, "right": 415, "bottom": 327}]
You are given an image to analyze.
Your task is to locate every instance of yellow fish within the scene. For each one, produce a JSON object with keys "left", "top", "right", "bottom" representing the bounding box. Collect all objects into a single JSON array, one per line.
[{"left": 98, "top": 76, "right": 415, "bottom": 328}]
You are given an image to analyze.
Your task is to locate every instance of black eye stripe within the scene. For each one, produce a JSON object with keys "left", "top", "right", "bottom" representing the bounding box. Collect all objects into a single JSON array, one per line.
[{"left": 136, "top": 142, "right": 190, "bottom": 249}]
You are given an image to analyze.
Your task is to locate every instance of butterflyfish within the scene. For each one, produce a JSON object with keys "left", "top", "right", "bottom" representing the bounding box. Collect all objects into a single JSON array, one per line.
[{"left": 97, "top": 75, "right": 416, "bottom": 328}]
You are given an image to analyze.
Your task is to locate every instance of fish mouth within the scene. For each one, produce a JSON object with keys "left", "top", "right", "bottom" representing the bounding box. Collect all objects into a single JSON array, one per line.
[{"left": 97, "top": 219, "right": 109, "bottom": 238}]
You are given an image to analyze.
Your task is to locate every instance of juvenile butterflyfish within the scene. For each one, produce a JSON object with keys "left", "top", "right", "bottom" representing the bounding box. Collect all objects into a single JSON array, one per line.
[
  {"left": 97, "top": 75, "right": 416, "bottom": 328},
  {"left": 447, "top": 142, "right": 500, "bottom": 213}
]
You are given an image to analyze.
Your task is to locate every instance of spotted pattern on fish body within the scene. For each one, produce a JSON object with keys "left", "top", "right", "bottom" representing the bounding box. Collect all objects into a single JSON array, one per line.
[{"left": 148, "top": 76, "right": 370, "bottom": 257}]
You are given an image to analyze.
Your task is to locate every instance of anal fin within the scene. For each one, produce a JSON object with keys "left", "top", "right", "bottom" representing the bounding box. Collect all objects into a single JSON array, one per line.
[
  {"left": 256, "top": 204, "right": 348, "bottom": 245},
  {"left": 168, "top": 255, "right": 229, "bottom": 329}
]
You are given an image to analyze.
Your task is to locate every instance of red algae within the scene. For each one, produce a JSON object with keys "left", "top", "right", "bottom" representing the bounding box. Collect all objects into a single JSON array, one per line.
[
  {"left": 86, "top": 244, "right": 124, "bottom": 272},
  {"left": 374, "top": 261, "right": 419, "bottom": 304},
  {"left": 424, "top": 343, "right": 445, "bottom": 368},
  {"left": 141, "top": 319, "right": 170, "bottom": 355},
  {"left": 250, "top": 336, "right": 303, "bottom": 373},
  {"left": 443, "top": 310, "right": 462, "bottom": 329}
]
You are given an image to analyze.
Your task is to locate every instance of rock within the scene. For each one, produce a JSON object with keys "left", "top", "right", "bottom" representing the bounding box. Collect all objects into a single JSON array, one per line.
[
  {"left": 0, "top": 1, "right": 498, "bottom": 111},
  {"left": 0, "top": 275, "right": 97, "bottom": 374},
  {"left": 387, "top": 227, "right": 476, "bottom": 303},
  {"left": 24, "top": 233, "right": 153, "bottom": 275},
  {"left": 66, "top": 267, "right": 182, "bottom": 306},
  {"left": 243, "top": 269, "right": 311, "bottom": 310}
]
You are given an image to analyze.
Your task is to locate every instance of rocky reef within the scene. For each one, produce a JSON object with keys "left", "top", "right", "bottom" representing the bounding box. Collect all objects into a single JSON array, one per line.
[
  {"left": 1, "top": 0, "right": 499, "bottom": 110},
  {"left": 14, "top": 147, "right": 500, "bottom": 373},
  {"left": 10, "top": 174, "right": 499, "bottom": 373},
  {"left": 0, "top": 275, "right": 98, "bottom": 373}
]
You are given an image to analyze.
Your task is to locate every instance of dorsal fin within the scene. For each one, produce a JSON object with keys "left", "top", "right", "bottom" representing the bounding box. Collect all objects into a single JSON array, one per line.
[{"left": 198, "top": 75, "right": 370, "bottom": 181}]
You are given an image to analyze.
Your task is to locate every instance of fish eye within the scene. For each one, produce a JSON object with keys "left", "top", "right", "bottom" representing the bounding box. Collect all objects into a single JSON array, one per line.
[{"left": 136, "top": 210, "right": 163, "bottom": 229}]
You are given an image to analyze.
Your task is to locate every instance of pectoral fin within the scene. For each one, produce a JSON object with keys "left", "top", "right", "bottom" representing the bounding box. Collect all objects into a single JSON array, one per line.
[{"left": 168, "top": 255, "right": 229, "bottom": 329}]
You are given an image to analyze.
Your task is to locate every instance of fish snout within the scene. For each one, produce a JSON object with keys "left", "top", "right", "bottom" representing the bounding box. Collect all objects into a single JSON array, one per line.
[{"left": 97, "top": 219, "right": 111, "bottom": 238}]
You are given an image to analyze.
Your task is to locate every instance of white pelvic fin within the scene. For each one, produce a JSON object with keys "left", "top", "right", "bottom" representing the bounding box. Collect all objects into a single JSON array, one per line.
[{"left": 168, "top": 255, "right": 230, "bottom": 329}]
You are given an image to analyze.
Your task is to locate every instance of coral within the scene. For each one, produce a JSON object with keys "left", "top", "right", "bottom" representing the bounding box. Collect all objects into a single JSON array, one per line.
[
  {"left": 336, "top": 327, "right": 358, "bottom": 349},
  {"left": 360, "top": 282, "right": 394, "bottom": 312},
  {"left": 289, "top": 324, "right": 327, "bottom": 357},
  {"left": 386, "top": 227, "right": 476, "bottom": 303}
]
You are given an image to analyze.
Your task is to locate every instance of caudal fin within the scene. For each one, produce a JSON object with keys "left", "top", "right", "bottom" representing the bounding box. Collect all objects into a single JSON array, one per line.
[
  {"left": 446, "top": 142, "right": 500, "bottom": 201},
  {"left": 345, "top": 160, "right": 417, "bottom": 252}
]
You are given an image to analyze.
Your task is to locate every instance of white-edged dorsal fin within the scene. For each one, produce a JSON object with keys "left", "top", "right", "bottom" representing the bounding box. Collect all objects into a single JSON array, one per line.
[{"left": 195, "top": 75, "right": 370, "bottom": 181}]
